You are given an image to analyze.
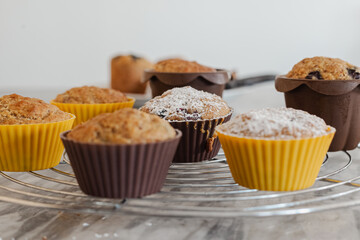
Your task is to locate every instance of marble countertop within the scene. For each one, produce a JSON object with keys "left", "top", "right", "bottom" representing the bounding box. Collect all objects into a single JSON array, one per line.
[
  {"left": 1, "top": 82, "right": 360, "bottom": 240},
  {"left": 2, "top": 205, "right": 360, "bottom": 239}
]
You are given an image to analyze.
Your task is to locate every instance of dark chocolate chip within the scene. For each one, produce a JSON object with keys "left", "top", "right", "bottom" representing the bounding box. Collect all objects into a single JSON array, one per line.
[
  {"left": 348, "top": 68, "right": 355, "bottom": 75},
  {"left": 347, "top": 68, "right": 360, "bottom": 79},
  {"left": 354, "top": 72, "right": 360, "bottom": 79},
  {"left": 186, "top": 113, "right": 201, "bottom": 120},
  {"left": 157, "top": 109, "right": 167, "bottom": 118},
  {"left": 305, "top": 71, "right": 323, "bottom": 80},
  {"left": 176, "top": 108, "right": 201, "bottom": 120},
  {"left": 129, "top": 54, "right": 140, "bottom": 61}
]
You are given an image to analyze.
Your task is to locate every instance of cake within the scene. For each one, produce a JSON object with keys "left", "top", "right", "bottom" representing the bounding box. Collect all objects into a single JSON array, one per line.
[
  {"left": 216, "top": 107, "right": 335, "bottom": 191},
  {"left": 53, "top": 86, "right": 128, "bottom": 104},
  {"left": 61, "top": 108, "right": 181, "bottom": 198},
  {"left": 51, "top": 86, "right": 134, "bottom": 127},
  {"left": 140, "top": 86, "right": 232, "bottom": 163},
  {"left": 68, "top": 108, "right": 175, "bottom": 144},
  {"left": 276, "top": 56, "right": 360, "bottom": 151},
  {"left": 144, "top": 58, "right": 229, "bottom": 97},
  {"left": 154, "top": 58, "right": 216, "bottom": 73},
  {"left": 0, "top": 94, "right": 71, "bottom": 125},
  {"left": 286, "top": 56, "right": 360, "bottom": 80},
  {"left": 0, "top": 94, "right": 74, "bottom": 171},
  {"left": 140, "top": 86, "right": 230, "bottom": 121},
  {"left": 111, "top": 55, "right": 154, "bottom": 94}
]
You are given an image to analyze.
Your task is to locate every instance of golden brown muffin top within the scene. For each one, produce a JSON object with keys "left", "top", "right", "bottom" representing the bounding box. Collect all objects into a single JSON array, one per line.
[
  {"left": 287, "top": 56, "right": 360, "bottom": 80},
  {"left": 154, "top": 58, "right": 216, "bottom": 73},
  {"left": 53, "top": 86, "right": 128, "bottom": 104},
  {"left": 112, "top": 55, "right": 154, "bottom": 69},
  {"left": 217, "top": 108, "right": 334, "bottom": 140},
  {"left": 67, "top": 108, "right": 176, "bottom": 144},
  {"left": 140, "top": 86, "right": 231, "bottom": 121},
  {"left": 0, "top": 94, "right": 72, "bottom": 125}
]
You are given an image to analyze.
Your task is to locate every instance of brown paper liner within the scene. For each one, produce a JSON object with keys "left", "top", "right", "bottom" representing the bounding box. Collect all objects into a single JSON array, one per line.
[
  {"left": 275, "top": 76, "right": 360, "bottom": 151},
  {"left": 169, "top": 111, "right": 232, "bottom": 163},
  {"left": 61, "top": 130, "right": 182, "bottom": 198},
  {"left": 144, "top": 70, "right": 230, "bottom": 97}
]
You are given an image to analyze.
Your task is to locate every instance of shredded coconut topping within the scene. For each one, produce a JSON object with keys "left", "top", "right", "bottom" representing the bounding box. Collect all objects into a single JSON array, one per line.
[
  {"left": 140, "top": 87, "right": 230, "bottom": 121},
  {"left": 217, "top": 108, "right": 334, "bottom": 139}
]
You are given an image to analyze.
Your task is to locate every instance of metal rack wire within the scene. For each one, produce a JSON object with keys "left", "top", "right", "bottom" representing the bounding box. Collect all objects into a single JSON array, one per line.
[{"left": 0, "top": 149, "right": 360, "bottom": 218}]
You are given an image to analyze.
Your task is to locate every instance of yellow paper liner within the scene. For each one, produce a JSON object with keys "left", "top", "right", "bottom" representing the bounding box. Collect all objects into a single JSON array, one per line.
[
  {"left": 51, "top": 97, "right": 135, "bottom": 127},
  {"left": 0, "top": 115, "right": 75, "bottom": 171},
  {"left": 217, "top": 131, "right": 335, "bottom": 191}
]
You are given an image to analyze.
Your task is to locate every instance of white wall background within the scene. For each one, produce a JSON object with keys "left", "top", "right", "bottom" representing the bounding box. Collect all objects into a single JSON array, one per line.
[{"left": 1, "top": 0, "right": 360, "bottom": 90}]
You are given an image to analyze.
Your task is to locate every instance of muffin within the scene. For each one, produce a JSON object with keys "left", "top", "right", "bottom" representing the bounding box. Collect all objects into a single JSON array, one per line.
[
  {"left": 216, "top": 108, "right": 335, "bottom": 191},
  {"left": 51, "top": 86, "right": 135, "bottom": 127},
  {"left": 0, "top": 94, "right": 75, "bottom": 171},
  {"left": 275, "top": 56, "right": 360, "bottom": 151},
  {"left": 61, "top": 108, "right": 181, "bottom": 198},
  {"left": 144, "top": 58, "right": 230, "bottom": 97},
  {"left": 140, "top": 86, "right": 232, "bottom": 163},
  {"left": 111, "top": 55, "right": 154, "bottom": 94}
]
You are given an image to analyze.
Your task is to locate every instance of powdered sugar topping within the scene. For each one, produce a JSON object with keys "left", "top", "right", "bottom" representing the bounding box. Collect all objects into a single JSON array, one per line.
[
  {"left": 140, "top": 87, "right": 230, "bottom": 121},
  {"left": 217, "top": 108, "right": 334, "bottom": 139}
]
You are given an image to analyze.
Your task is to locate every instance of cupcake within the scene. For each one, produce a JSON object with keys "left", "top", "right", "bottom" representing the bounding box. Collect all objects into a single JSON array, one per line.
[
  {"left": 140, "top": 86, "right": 232, "bottom": 163},
  {"left": 216, "top": 108, "right": 335, "bottom": 191},
  {"left": 51, "top": 86, "right": 135, "bottom": 127},
  {"left": 0, "top": 94, "right": 75, "bottom": 171},
  {"left": 111, "top": 54, "right": 154, "bottom": 94},
  {"left": 61, "top": 108, "right": 181, "bottom": 198},
  {"left": 275, "top": 56, "right": 360, "bottom": 151},
  {"left": 144, "top": 58, "right": 230, "bottom": 97}
]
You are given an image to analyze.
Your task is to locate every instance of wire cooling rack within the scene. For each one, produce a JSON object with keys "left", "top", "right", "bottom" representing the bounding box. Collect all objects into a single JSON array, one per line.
[{"left": 0, "top": 148, "right": 360, "bottom": 218}]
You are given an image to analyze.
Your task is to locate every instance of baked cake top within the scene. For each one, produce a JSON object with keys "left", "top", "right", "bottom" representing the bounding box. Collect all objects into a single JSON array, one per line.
[
  {"left": 140, "top": 86, "right": 230, "bottom": 121},
  {"left": 286, "top": 56, "right": 360, "bottom": 80},
  {"left": 53, "top": 86, "right": 128, "bottom": 104},
  {"left": 0, "top": 94, "right": 72, "bottom": 125},
  {"left": 67, "top": 108, "right": 176, "bottom": 144},
  {"left": 217, "top": 107, "right": 334, "bottom": 139},
  {"left": 154, "top": 58, "right": 216, "bottom": 73}
]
